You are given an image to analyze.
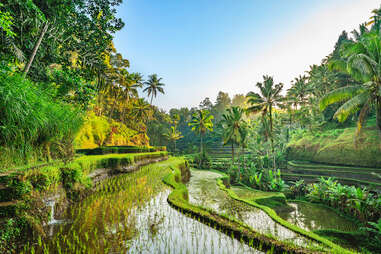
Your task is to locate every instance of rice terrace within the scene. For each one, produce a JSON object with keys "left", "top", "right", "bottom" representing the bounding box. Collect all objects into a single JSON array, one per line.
[{"left": 1, "top": 0, "right": 381, "bottom": 253}]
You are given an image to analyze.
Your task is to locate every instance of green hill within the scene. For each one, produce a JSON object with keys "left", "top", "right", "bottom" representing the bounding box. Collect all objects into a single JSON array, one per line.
[{"left": 286, "top": 122, "right": 381, "bottom": 168}]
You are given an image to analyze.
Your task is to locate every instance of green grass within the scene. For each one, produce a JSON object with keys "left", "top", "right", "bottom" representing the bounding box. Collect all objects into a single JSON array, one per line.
[
  {"left": 0, "top": 152, "right": 169, "bottom": 205},
  {"left": 287, "top": 123, "right": 381, "bottom": 168},
  {"left": 288, "top": 161, "right": 381, "bottom": 172},
  {"left": 231, "top": 186, "right": 288, "bottom": 209},
  {"left": 76, "top": 145, "right": 166, "bottom": 155}
]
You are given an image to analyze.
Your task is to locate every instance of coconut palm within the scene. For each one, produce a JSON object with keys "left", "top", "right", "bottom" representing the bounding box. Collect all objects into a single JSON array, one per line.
[
  {"left": 287, "top": 75, "right": 311, "bottom": 108},
  {"left": 163, "top": 126, "right": 183, "bottom": 153},
  {"left": 143, "top": 74, "right": 165, "bottom": 104},
  {"left": 220, "top": 106, "right": 247, "bottom": 162},
  {"left": 109, "top": 71, "right": 143, "bottom": 118},
  {"left": 322, "top": 31, "right": 381, "bottom": 135},
  {"left": 307, "top": 64, "right": 340, "bottom": 98},
  {"left": 188, "top": 109, "right": 214, "bottom": 153},
  {"left": 246, "top": 75, "right": 284, "bottom": 168},
  {"left": 130, "top": 98, "right": 151, "bottom": 124}
]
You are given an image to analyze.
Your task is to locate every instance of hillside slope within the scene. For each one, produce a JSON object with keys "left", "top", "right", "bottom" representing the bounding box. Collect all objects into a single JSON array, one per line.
[
  {"left": 74, "top": 112, "right": 149, "bottom": 149},
  {"left": 286, "top": 125, "right": 381, "bottom": 168}
]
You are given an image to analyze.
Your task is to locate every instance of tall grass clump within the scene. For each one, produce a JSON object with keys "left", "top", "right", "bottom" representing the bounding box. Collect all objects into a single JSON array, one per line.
[{"left": 0, "top": 64, "right": 84, "bottom": 168}]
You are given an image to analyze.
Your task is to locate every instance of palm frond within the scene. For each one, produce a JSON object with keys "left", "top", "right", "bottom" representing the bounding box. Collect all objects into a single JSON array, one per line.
[
  {"left": 319, "top": 86, "right": 364, "bottom": 111},
  {"left": 333, "top": 92, "right": 369, "bottom": 122}
]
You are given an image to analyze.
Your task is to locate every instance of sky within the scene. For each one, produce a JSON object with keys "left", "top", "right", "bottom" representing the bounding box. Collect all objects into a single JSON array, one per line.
[{"left": 114, "top": 0, "right": 381, "bottom": 111}]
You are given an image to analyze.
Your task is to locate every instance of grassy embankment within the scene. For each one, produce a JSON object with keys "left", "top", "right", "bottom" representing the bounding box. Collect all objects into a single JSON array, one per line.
[
  {"left": 0, "top": 151, "right": 168, "bottom": 207},
  {"left": 285, "top": 119, "right": 381, "bottom": 190},
  {"left": 287, "top": 119, "right": 381, "bottom": 168},
  {"left": 283, "top": 160, "right": 381, "bottom": 190}
]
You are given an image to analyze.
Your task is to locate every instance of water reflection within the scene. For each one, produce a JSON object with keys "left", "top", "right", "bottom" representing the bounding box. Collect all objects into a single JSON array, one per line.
[
  {"left": 186, "top": 169, "right": 317, "bottom": 247},
  {"left": 127, "top": 190, "right": 262, "bottom": 254},
  {"left": 277, "top": 202, "right": 359, "bottom": 232}
]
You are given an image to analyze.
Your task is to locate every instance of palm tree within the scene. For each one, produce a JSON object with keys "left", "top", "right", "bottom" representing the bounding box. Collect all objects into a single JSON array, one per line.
[
  {"left": 287, "top": 75, "right": 311, "bottom": 108},
  {"left": 307, "top": 65, "right": 339, "bottom": 98},
  {"left": 188, "top": 109, "right": 214, "bottom": 153},
  {"left": 246, "top": 75, "right": 284, "bottom": 168},
  {"left": 108, "top": 71, "right": 143, "bottom": 118},
  {"left": 130, "top": 98, "right": 151, "bottom": 124},
  {"left": 123, "top": 72, "right": 144, "bottom": 102},
  {"left": 323, "top": 31, "right": 381, "bottom": 136},
  {"left": 143, "top": 74, "right": 165, "bottom": 104},
  {"left": 163, "top": 126, "right": 183, "bottom": 153},
  {"left": 220, "top": 106, "right": 247, "bottom": 162}
]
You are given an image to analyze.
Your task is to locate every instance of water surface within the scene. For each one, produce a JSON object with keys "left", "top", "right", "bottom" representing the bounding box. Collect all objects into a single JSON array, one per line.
[
  {"left": 186, "top": 169, "right": 320, "bottom": 248},
  {"left": 277, "top": 201, "right": 359, "bottom": 232}
]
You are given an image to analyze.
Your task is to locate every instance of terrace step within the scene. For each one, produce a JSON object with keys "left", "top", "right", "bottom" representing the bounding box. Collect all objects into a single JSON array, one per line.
[
  {"left": 287, "top": 160, "right": 381, "bottom": 173},
  {"left": 283, "top": 167, "right": 381, "bottom": 184},
  {"left": 282, "top": 173, "right": 381, "bottom": 192},
  {"left": 284, "top": 161, "right": 381, "bottom": 191}
]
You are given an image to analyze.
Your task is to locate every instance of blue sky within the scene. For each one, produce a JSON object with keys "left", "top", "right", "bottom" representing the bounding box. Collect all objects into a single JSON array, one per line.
[{"left": 114, "top": 0, "right": 380, "bottom": 110}]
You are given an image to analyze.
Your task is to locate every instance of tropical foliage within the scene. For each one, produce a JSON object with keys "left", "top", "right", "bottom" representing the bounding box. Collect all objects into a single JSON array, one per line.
[
  {"left": 0, "top": 1, "right": 165, "bottom": 168},
  {"left": 143, "top": 74, "right": 165, "bottom": 104},
  {"left": 188, "top": 109, "right": 214, "bottom": 153},
  {"left": 322, "top": 30, "right": 381, "bottom": 135},
  {"left": 307, "top": 177, "right": 380, "bottom": 222},
  {"left": 246, "top": 75, "right": 284, "bottom": 168},
  {"left": 220, "top": 106, "right": 247, "bottom": 162}
]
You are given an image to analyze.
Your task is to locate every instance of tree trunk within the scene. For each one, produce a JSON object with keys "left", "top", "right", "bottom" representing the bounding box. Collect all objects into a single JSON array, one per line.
[
  {"left": 150, "top": 94, "right": 153, "bottom": 105},
  {"left": 377, "top": 96, "right": 381, "bottom": 138},
  {"left": 45, "top": 142, "right": 52, "bottom": 162},
  {"left": 242, "top": 146, "right": 246, "bottom": 171},
  {"left": 231, "top": 143, "right": 234, "bottom": 163},
  {"left": 199, "top": 134, "right": 203, "bottom": 168},
  {"left": 269, "top": 105, "right": 276, "bottom": 169},
  {"left": 23, "top": 22, "right": 49, "bottom": 77}
]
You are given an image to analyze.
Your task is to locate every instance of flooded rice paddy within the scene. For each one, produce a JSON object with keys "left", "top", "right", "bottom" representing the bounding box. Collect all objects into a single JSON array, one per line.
[
  {"left": 126, "top": 190, "right": 262, "bottom": 254},
  {"left": 23, "top": 160, "right": 262, "bottom": 253},
  {"left": 186, "top": 169, "right": 317, "bottom": 247},
  {"left": 276, "top": 201, "right": 359, "bottom": 232},
  {"left": 23, "top": 162, "right": 355, "bottom": 253}
]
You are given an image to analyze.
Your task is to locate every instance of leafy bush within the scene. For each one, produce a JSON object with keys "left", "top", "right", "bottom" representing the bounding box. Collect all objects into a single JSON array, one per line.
[
  {"left": 192, "top": 151, "right": 211, "bottom": 169},
  {"left": 0, "top": 219, "right": 22, "bottom": 254},
  {"left": 286, "top": 180, "right": 308, "bottom": 199},
  {"left": 361, "top": 219, "right": 381, "bottom": 252},
  {"left": 307, "top": 177, "right": 381, "bottom": 222},
  {"left": 0, "top": 64, "right": 83, "bottom": 167},
  {"left": 76, "top": 145, "right": 165, "bottom": 155}
]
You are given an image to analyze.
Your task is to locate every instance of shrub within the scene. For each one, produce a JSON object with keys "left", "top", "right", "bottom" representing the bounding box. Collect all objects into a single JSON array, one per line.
[
  {"left": 0, "top": 64, "right": 83, "bottom": 167},
  {"left": 192, "top": 151, "right": 211, "bottom": 169},
  {"left": 0, "top": 219, "right": 22, "bottom": 253}
]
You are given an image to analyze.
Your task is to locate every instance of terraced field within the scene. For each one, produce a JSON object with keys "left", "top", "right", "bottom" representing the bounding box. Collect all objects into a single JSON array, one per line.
[
  {"left": 283, "top": 160, "right": 381, "bottom": 191},
  {"left": 206, "top": 143, "right": 249, "bottom": 169}
]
